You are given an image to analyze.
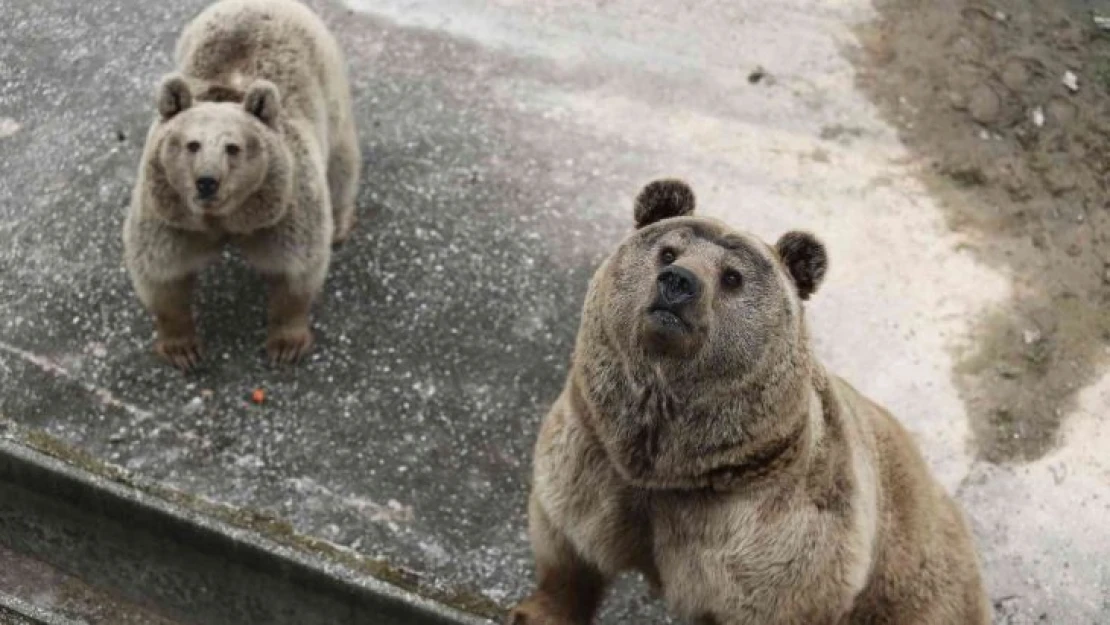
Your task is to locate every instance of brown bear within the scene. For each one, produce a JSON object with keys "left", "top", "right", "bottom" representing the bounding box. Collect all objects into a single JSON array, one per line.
[
  {"left": 123, "top": 0, "right": 360, "bottom": 370},
  {"left": 508, "top": 180, "right": 990, "bottom": 625}
]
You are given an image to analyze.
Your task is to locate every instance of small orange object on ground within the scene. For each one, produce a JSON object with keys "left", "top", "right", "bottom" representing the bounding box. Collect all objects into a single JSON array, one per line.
[{"left": 251, "top": 388, "right": 265, "bottom": 404}]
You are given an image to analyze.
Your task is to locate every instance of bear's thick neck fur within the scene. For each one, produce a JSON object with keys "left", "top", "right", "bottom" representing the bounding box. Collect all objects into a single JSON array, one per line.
[{"left": 571, "top": 278, "right": 826, "bottom": 492}]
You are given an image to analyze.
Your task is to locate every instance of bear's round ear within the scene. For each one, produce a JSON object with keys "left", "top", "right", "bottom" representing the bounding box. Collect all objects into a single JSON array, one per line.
[
  {"left": 157, "top": 73, "right": 192, "bottom": 120},
  {"left": 634, "top": 179, "right": 696, "bottom": 229},
  {"left": 775, "top": 231, "right": 827, "bottom": 301},
  {"left": 244, "top": 80, "right": 282, "bottom": 128}
]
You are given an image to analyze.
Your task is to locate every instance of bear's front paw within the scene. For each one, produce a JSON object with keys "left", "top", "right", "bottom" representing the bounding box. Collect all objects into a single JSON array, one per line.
[
  {"left": 155, "top": 335, "right": 203, "bottom": 372},
  {"left": 265, "top": 326, "right": 315, "bottom": 365},
  {"left": 505, "top": 595, "right": 578, "bottom": 625}
]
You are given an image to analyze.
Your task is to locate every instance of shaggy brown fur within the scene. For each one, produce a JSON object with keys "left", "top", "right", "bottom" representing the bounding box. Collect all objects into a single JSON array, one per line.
[
  {"left": 508, "top": 180, "right": 990, "bottom": 625},
  {"left": 123, "top": 0, "right": 360, "bottom": 369}
]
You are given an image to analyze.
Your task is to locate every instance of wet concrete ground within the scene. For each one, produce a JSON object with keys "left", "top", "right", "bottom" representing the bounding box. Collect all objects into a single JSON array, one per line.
[{"left": 0, "top": 0, "right": 1106, "bottom": 623}]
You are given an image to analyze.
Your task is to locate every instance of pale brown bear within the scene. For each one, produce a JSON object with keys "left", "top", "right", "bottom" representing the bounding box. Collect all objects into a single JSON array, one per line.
[
  {"left": 508, "top": 180, "right": 990, "bottom": 625},
  {"left": 123, "top": 0, "right": 360, "bottom": 369}
]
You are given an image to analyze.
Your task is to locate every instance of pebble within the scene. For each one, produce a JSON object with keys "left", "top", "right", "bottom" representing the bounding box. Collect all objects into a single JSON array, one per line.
[
  {"left": 1002, "top": 59, "right": 1029, "bottom": 91},
  {"left": 1046, "top": 98, "right": 1076, "bottom": 126},
  {"left": 1062, "top": 71, "right": 1079, "bottom": 93},
  {"left": 968, "top": 84, "right": 1001, "bottom": 124},
  {"left": 1023, "top": 329, "right": 1042, "bottom": 345},
  {"left": 1031, "top": 107, "right": 1045, "bottom": 128},
  {"left": 0, "top": 117, "right": 19, "bottom": 138}
]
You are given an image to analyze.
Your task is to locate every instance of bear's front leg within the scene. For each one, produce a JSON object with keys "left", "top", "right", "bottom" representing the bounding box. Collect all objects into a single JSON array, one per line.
[
  {"left": 508, "top": 497, "right": 609, "bottom": 625},
  {"left": 264, "top": 270, "right": 321, "bottom": 364},
  {"left": 140, "top": 274, "right": 203, "bottom": 371},
  {"left": 124, "top": 215, "right": 218, "bottom": 371}
]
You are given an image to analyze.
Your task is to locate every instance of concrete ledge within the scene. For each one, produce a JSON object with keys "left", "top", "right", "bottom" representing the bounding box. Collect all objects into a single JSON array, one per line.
[
  {"left": 0, "top": 592, "right": 84, "bottom": 625},
  {"left": 0, "top": 439, "right": 493, "bottom": 625}
]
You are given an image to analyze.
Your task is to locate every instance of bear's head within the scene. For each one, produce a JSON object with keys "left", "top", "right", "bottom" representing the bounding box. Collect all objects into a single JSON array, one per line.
[
  {"left": 574, "top": 179, "right": 828, "bottom": 489},
  {"left": 148, "top": 74, "right": 291, "bottom": 229}
]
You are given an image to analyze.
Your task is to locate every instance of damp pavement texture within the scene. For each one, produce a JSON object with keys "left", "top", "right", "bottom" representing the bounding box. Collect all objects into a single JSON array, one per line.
[{"left": 0, "top": 0, "right": 1107, "bottom": 623}]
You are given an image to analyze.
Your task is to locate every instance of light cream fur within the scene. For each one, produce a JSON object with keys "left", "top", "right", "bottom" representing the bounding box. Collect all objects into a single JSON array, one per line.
[{"left": 123, "top": 0, "right": 360, "bottom": 369}]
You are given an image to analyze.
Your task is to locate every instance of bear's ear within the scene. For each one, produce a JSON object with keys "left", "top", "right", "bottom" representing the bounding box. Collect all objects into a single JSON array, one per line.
[
  {"left": 775, "top": 231, "right": 827, "bottom": 301},
  {"left": 634, "top": 179, "right": 696, "bottom": 229},
  {"left": 243, "top": 80, "right": 282, "bottom": 127},
  {"left": 157, "top": 73, "right": 192, "bottom": 120}
]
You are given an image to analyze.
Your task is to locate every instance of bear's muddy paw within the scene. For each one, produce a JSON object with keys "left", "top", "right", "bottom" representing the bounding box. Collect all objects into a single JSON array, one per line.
[
  {"left": 154, "top": 336, "right": 203, "bottom": 372},
  {"left": 265, "top": 327, "right": 315, "bottom": 365},
  {"left": 505, "top": 596, "right": 577, "bottom": 625}
]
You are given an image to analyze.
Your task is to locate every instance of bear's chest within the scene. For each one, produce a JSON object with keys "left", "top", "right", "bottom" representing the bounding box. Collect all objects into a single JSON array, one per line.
[
  {"left": 541, "top": 450, "right": 851, "bottom": 625},
  {"left": 649, "top": 493, "right": 825, "bottom": 623}
]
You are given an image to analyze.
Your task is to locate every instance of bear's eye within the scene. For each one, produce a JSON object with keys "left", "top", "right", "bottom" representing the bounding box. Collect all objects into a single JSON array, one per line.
[
  {"left": 721, "top": 269, "right": 743, "bottom": 290},
  {"left": 186, "top": 141, "right": 201, "bottom": 153},
  {"left": 225, "top": 144, "right": 241, "bottom": 157},
  {"left": 659, "top": 248, "right": 678, "bottom": 265}
]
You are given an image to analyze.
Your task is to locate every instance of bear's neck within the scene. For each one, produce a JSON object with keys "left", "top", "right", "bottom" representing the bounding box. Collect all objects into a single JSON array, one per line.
[{"left": 571, "top": 318, "right": 821, "bottom": 492}]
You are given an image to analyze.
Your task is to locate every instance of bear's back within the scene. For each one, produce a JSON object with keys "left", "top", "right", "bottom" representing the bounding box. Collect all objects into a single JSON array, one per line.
[{"left": 175, "top": 0, "right": 349, "bottom": 124}]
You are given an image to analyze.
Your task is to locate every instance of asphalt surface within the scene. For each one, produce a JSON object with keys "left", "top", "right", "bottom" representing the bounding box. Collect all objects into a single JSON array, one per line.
[{"left": 0, "top": 0, "right": 1107, "bottom": 623}]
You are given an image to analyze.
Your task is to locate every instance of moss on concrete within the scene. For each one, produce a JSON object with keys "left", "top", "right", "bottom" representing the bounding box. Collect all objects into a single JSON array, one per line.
[{"left": 5, "top": 421, "right": 503, "bottom": 621}]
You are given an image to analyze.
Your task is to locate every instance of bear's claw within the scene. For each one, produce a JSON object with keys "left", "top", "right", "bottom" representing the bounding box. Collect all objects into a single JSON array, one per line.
[
  {"left": 155, "top": 336, "right": 203, "bottom": 372},
  {"left": 266, "top": 328, "right": 314, "bottom": 365}
]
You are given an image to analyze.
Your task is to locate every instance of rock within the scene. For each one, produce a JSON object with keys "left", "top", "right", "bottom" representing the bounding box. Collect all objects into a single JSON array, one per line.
[
  {"left": 1031, "top": 106, "right": 1045, "bottom": 127},
  {"left": 184, "top": 397, "right": 204, "bottom": 415},
  {"left": 1002, "top": 59, "right": 1029, "bottom": 91},
  {"left": 1046, "top": 98, "right": 1076, "bottom": 126},
  {"left": 968, "top": 84, "right": 1001, "bottom": 124},
  {"left": 1062, "top": 71, "right": 1079, "bottom": 93},
  {"left": 948, "top": 91, "right": 968, "bottom": 110},
  {"left": 0, "top": 117, "right": 19, "bottom": 139},
  {"left": 1023, "top": 329, "right": 1042, "bottom": 345},
  {"left": 1095, "top": 15, "right": 1110, "bottom": 31},
  {"left": 941, "top": 162, "right": 986, "bottom": 186},
  {"left": 1045, "top": 168, "right": 1077, "bottom": 195}
]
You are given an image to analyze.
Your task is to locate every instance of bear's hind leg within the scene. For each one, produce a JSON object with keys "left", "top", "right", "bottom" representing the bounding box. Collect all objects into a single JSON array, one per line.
[{"left": 327, "top": 131, "right": 361, "bottom": 246}]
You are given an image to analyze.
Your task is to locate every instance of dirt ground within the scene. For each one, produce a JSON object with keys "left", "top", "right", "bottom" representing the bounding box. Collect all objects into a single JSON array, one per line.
[{"left": 855, "top": 0, "right": 1110, "bottom": 463}]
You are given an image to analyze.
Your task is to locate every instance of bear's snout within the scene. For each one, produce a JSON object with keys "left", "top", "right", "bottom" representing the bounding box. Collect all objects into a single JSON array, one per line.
[
  {"left": 656, "top": 265, "right": 700, "bottom": 308},
  {"left": 195, "top": 176, "right": 220, "bottom": 200}
]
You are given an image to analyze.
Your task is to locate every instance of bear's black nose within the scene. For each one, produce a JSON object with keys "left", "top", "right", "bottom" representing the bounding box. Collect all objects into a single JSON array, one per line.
[
  {"left": 657, "top": 265, "right": 700, "bottom": 306},
  {"left": 195, "top": 176, "right": 220, "bottom": 199}
]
